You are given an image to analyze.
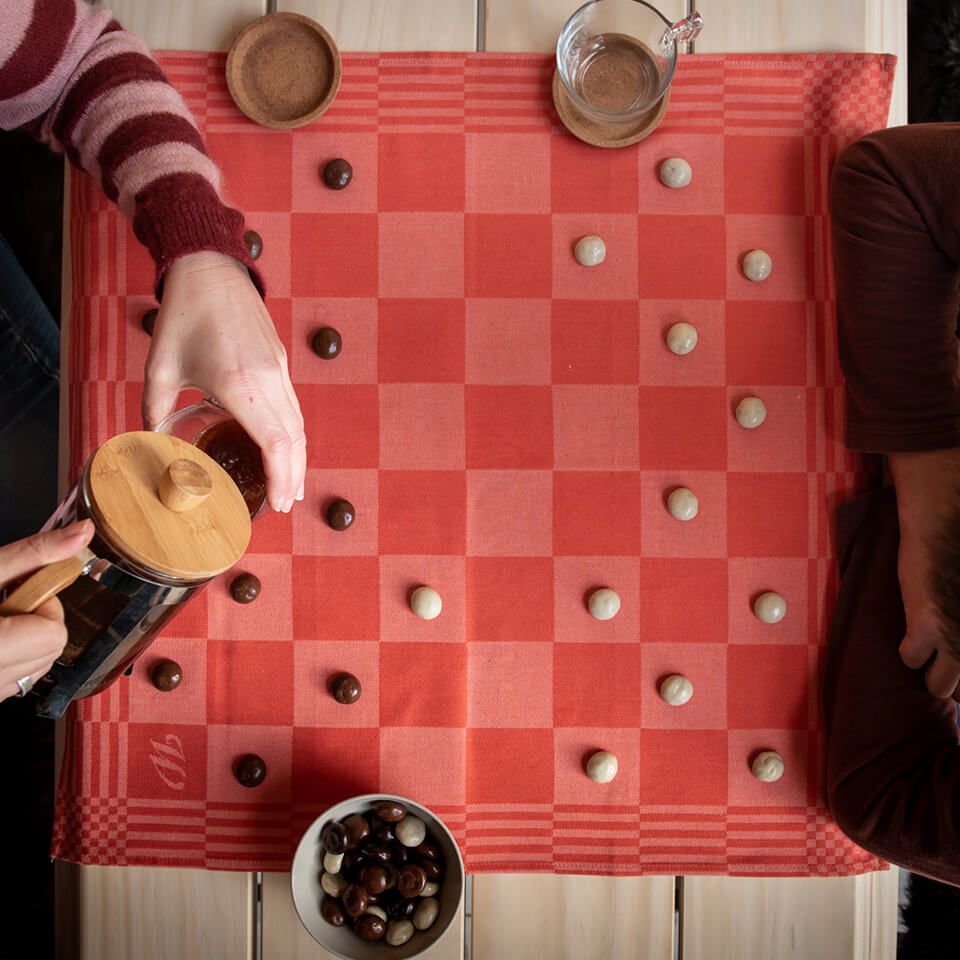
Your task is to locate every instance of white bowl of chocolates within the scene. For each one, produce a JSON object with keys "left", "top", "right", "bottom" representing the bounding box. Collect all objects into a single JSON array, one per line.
[{"left": 291, "top": 794, "right": 464, "bottom": 959}]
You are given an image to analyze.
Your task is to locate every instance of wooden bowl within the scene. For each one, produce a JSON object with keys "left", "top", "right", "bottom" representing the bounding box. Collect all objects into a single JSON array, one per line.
[{"left": 226, "top": 12, "right": 341, "bottom": 129}]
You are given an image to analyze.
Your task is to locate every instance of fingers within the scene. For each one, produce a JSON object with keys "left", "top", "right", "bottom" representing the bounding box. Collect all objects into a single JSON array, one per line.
[
  {"left": 141, "top": 360, "right": 182, "bottom": 433},
  {"left": 0, "top": 520, "right": 94, "bottom": 588},
  {"left": 899, "top": 630, "right": 936, "bottom": 670},
  {"left": 924, "top": 648, "right": 960, "bottom": 700},
  {"left": 0, "top": 605, "right": 68, "bottom": 702}
]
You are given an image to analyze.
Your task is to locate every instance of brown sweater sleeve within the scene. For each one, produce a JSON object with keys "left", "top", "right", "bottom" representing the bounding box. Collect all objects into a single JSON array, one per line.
[{"left": 831, "top": 123, "right": 960, "bottom": 452}]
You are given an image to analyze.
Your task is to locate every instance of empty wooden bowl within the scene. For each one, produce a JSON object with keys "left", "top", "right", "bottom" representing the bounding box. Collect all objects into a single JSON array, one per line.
[{"left": 226, "top": 12, "right": 341, "bottom": 129}]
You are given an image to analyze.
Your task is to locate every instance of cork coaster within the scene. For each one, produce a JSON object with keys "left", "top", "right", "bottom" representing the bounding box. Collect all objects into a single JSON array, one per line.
[
  {"left": 226, "top": 13, "right": 341, "bottom": 129},
  {"left": 552, "top": 69, "right": 670, "bottom": 148}
]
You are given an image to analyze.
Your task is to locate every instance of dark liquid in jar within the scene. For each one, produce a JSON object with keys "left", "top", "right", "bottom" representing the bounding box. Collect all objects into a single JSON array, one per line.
[{"left": 194, "top": 419, "right": 267, "bottom": 517}]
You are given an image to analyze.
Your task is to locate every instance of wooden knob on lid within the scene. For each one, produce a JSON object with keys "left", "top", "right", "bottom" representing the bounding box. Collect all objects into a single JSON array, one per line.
[{"left": 158, "top": 458, "right": 213, "bottom": 512}]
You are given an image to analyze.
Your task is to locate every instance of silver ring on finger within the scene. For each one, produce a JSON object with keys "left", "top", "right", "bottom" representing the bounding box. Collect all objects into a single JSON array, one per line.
[{"left": 15, "top": 675, "right": 33, "bottom": 698}]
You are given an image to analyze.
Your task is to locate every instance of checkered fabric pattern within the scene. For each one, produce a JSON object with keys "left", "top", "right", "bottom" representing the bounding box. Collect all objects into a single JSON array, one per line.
[{"left": 51, "top": 52, "right": 895, "bottom": 876}]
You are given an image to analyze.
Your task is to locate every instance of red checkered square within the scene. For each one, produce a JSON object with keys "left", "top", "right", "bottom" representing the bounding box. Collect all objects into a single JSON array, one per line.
[
  {"left": 290, "top": 298, "right": 378, "bottom": 385},
  {"left": 292, "top": 726, "right": 379, "bottom": 807},
  {"left": 724, "top": 136, "right": 806, "bottom": 215},
  {"left": 208, "top": 555, "right": 292, "bottom": 643},
  {"left": 553, "top": 643, "right": 643, "bottom": 727},
  {"left": 465, "top": 214, "right": 552, "bottom": 297},
  {"left": 379, "top": 470, "right": 466, "bottom": 554},
  {"left": 292, "top": 132, "right": 378, "bottom": 213},
  {"left": 551, "top": 134, "right": 639, "bottom": 212},
  {"left": 379, "top": 384, "right": 465, "bottom": 469},
  {"left": 727, "top": 729, "right": 810, "bottom": 807},
  {"left": 725, "top": 301, "right": 808, "bottom": 386},
  {"left": 636, "top": 299, "right": 726, "bottom": 387},
  {"left": 640, "top": 471, "right": 727, "bottom": 558},
  {"left": 302, "top": 384, "right": 379, "bottom": 468},
  {"left": 465, "top": 385, "right": 553, "bottom": 469},
  {"left": 468, "top": 642, "right": 553, "bottom": 726},
  {"left": 638, "top": 387, "right": 728, "bottom": 470},
  {"left": 467, "top": 728, "right": 554, "bottom": 803},
  {"left": 466, "top": 471, "right": 553, "bottom": 556},
  {"left": 638, "top": 730, "right": 728, "bottom": 805},
  {"left": 379, "top": 555, "right": 465, "bottom": 643},
  {"left": 380, "top": 643, "right": 467, "bottom": 726},
  {"left": 293, "top": 639, "right": 380, "bottom": 728},
  {"left": 467, "top": 557, "right": 554, "bottom": 643},
  {"left": 291, "top": 214, "right": 378, "bottom": 297},
  {"left": 552, "top": 214, "right": 639, "bottom": 300},
  {"left": 726, "top": 215, "right": 807, "bottom": 302},
  {"left": 125, "top": 225, "right": 156, "bottom": 293},
  {"left": 639, "top": 558, "right": 728, "bottom": 643},
  {"left": 727, "top": 387, "right": 808, "bottom": 473},
  {"left": 123, "top": 294, "right": 155, "bottom": 378},
  {"left": 552, "top": 300, "right": 640, "bottom": 384},
  {"left": 553, "top": 472, "right": 642, "bottom": 556},
  {"left": 127, "top": 723, "right": 207, "bottom": 802},
  {"left": 378, "top": 213, "right": 465, "bottom": 298},
  {"left": 292, "top": 469, "right": 379, "bottom": 556},
  {"left": 128, "top": 637, "right": 207, "bottom": 725},
  {"left": 379, "top": 133, "right": 465, "bottom": 211},
  {"left": 637, "top": 134, "right": 724, "bottom": 215},
  {"left": 207, "top": 723, "right": 292, "bottom": 804},
  {"left": 380, "top": 727, "right": 467, "bottom": 806},
  {"left": 206, "top": 641, "right": 294, "bottom": 725},
  {"left": 552, "top": 556, "right": 639, "bottom": 645},
  {"left": 465, "top": 132, "right": 551, "bottom": 213},
  {"left": 553, "top": 385, "right": 639, "bottom": 470},
  {"left": 727, "top": 472, "right": 809, "bottom": 557},
  {"left": 640, "top": 643, "right": 726, "bottom": 729},
  {"left": 207, "top": 131, "right": 292, "bottom": 211},
  {"left": 553, "top": 727, "right": 640, "bottom": 805},
  {"left": 465, "top": 299, "right": 551, "bottom": 385},
  {"left": 727, "top": 646, "right": 810, "bottom": 729},
  {"left": 244, "top": 212, "right": 292, "bottom": 297},
  {"left": 637, "top": 215, "right": 726, "bottom": 299},
  {"left": 292, "top": 557, "right": 380, "bottom": 643},
  {"left": 248, "top": 507, "right": 293, "bottom": 556},
  {"left": 378, "top": 298, "right": 465, "bottom": 382},
  {"left": 728, "top": 558, "right": 809, "bottom": 645}
]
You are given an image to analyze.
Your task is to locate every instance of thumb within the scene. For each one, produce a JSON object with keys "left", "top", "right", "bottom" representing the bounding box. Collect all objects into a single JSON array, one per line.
[
  {"left": 141, "top": 366, "right": 182, "bottom": 432},
  {"left": 899, "top": 629, "right": 936, "bottom": 670},
  {"left": 0, "top": 520, "right": 95, "bottom": 587}
]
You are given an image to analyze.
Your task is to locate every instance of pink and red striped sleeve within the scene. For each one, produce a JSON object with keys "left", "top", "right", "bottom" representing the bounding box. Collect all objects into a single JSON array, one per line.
[{"left": 0, "top": 0, "right": 261, "bottom": 295}]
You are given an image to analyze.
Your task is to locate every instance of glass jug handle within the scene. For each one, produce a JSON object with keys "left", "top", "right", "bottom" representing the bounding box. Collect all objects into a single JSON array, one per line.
[{"left": 661, "top": 10, "right": 703, "bottom": 49}]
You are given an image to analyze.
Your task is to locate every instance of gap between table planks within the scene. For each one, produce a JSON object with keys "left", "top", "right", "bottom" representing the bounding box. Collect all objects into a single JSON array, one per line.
[{"left": 55, "top": 0, "right": 904, "bottom": 957}]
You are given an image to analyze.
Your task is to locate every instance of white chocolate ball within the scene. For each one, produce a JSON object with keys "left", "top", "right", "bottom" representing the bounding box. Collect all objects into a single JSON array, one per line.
[
  {"left": 659, "top": 157, "right": 692, "bottom": 188},
  {"left": 666, "top": 322, "right": 698, "bottom": 355},
  {"left": 736, "top": 396, "right": 767, "bottom": 429},
  {"left": 365, "top": 905, "right": 388, "bottom": 922},
  {"left": 395, "top": 814, "right": 427, "bottom": 847},
  {"left": 574, "top": 235, "right": 606, "bottom": 266},
  {"left": 659, "top": 674, "right": 693, "bottom": 706},
  {"left": 321, "top": 871, "right": 347, "bottom": 897},
  {"left": 742, "top": 249, "right": 773, "bottom": 281},
  {"left": 588, "top": 587, "right": 621, "bottom": 621},
  {"left": 413, "top": 897, "right": 440, "bottom": 931},
  {"left": 322, "top": 850, "right": 344, "bottom": 874},
  {"left": 422, "top": 881, "right": 440, "bottom": 897},
  {"left": 754, "top": 591, "right": 786, "bottom": 624},
  {"left": 386, "top": 919, "right": 415, "bottom": 946},
  {"left": 667, "top": 487, "right": 699, "bottom": 521},
  {"left": 752, "top": 750, "right": 785, "bottom": 782},
  {"left": 586, "top": 750, "right": 618, "bottom": 783},
  {"left": 410, "top": 586, "right": 442, "bottom": 620}
]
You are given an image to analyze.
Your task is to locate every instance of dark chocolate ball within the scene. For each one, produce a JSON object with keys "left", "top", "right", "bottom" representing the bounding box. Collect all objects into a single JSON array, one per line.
[
  {"left": 354, "top": 914, "right": 386, "bottom": 942},
  {"left": 151, "top": 660, "right": 182, "bottom": 692},
  {"left": 421, "top": 858, "right": 443, "bottom": 882},
  {"left": 395, "top": 864, "right": 427, "bottom": 899},
  {"left": 321, "top": 821, "right": 350, "bottom": 855},
  {"left": 332, "top": 672, "right": 361, "bottom": 704},
  {"left": 373, "top": 800, "right": 407, "bottom": 822},
  {"left": 320, "top": 895, "right": 345, "bottom": 927},
  {"left": 322, "top": 158, "right": 353, "bottom": 190},
  {"left": 390, "top": 842, "right": 412, "bottom": 866},
  {"left": 235, "top": 753, "right": 266, "bottom": 788},
  {"left": 312, "top": 326, "right": 342, "bottom": 359},
  {"left": 141, "top": 308, "right": 158, "bottom": 336},
  {"left": 341, "top": 847, "right": 364, "bottom": 877},
  {"left": 370, "top": 814, "right": 395, "bottom": 842},
  {"left": 341, "top": 882, "right": 368, "bottom": 917},
  {"left": 243, "top": 229, "right": 263, "bottom": 260},
  {"left": 416, "top": 839, "right": 441, "bottom": 860},
  {"left": 325, "top": 498, "right": 355, "bottom": 531},
  {"left": 360, "top": 862, "right": 389, "bottom": 896},
  {"left": 361, "top": 840, "right": 392, "bottom": 863},
  {"left": 229, "top": 572, "right": 261, "bottom": 604}
]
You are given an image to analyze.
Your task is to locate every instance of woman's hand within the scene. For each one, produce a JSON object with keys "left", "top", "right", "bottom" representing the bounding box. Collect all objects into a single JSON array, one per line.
[
  {"left": 141, "top": 251, "right": 306, "bottom": 513},
  {"left": 0, "top": 520, "right": 94, "bottom": 701}
]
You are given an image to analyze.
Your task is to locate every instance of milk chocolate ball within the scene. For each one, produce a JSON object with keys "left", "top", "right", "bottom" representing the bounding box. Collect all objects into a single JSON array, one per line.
[
  {"left": 341, "top": 882, "right": 369, "bottom": 917},
  {"left": 323, "top": 158, "right": 353, "bottom": 190},
  {"left": 332, "top": 672, "right": 361, "bottom": 704},
  {"left": 312, "top": 326, "right": 342, "bottom": 359},
  {"left": 355, "top": 914, "right": 386, "bottom": 941},
  {"left": 373, "top": 800, "right": 407, "bottom": 822},
  {"left": 344, "top": 814, "right": 371, "bottom": 848},
  {"left": 326, "top": 498, "right": 354, "bottom": 531},
  {"left": 235, "top": 753, "right": 266, "bottom": 788},
  {"left": 395, "top": 864, "right": 427, "bottom": 898},
  {"left": 320, "top": 895, "right": 345, "bottom": 926},
  {"left": 243, "top": 229, "right": 263, "bottom": 260},
  {"left": 151, "top": 660, "right": 182, "bottom": 692},
  {"left": 229, "top": 572, "right": 261, "bottom": 603}
]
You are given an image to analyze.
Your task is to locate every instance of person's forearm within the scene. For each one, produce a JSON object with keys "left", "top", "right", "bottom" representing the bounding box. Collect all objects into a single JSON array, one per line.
[{"left": 831, "top": 124, "right": 960, "bottom": 453}]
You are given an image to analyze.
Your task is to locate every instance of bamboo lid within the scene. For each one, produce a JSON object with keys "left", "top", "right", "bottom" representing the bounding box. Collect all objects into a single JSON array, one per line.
[{"left": 84, "top": 432, "right": 252, "bottom": 581}]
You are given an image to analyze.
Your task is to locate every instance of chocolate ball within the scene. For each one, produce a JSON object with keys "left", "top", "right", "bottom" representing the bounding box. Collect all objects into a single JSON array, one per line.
[
  {"left": 229, "top": 572, "right": 261, "bottom": 604},
  {"left": 320, "top": 895, "right": 345, "bottom": 927},
  {"left": 341, "top": 882, "right": 368, "bottom": 918},
  {"left": 390, "top": 842, "right": 412, "bottom": 866},
  {"left": 373, "top": 800, "right": 407, "bottom": 822},
  {"left": 141, "top": 307, "right": 158, "bottom": 336},
  {"left": 421, "top": 858, "right": 442, "bottom": 882},
  {"left": 343, "top": 814, "right": 371, "bottom": 848},
  {"left": 360, "top": 863, "right": 389, "bottom": 896},
  {"left": 354, "top": 914, "right": 386, "bottom": 942},
  {"left": 331, "top": 672, "right": 361, "bottom": 704},
  {"left": 322, "top": 158, "right": 353, "bottom": 190},
  {"left": 370, "top": 814, "right": 395, "bottom": 842},
  {"left": 312, "top": 326, "right": 342, "bottom": 360},
  {"left": 243, "top": 229, "right": 263, "bottom": 260},
  {"left": 395, "top": 864, "right": 427, "bottom": 899},
  {"left": 388, "top": 897, "right": 417, "bottom": 920},
  {"left": 321, "top": 821, "right": 350, "bottom": 855},
  {"left": 325, "top": 497, "right": 355, "bottom": 531},
  {"left": 151, "top": 660, "right": 182, "bottom": 692},
  {"left": 416, "top": 839, "right": 441, "bottom": 860},
  {"left": 235, "top": 753, "right": 266, "bottom": 788},
  {"left": 341, "top": 847, "right": 364, "bottom": 877},
  {"left": 361, "top": 840, "right": 392, "bottom": 863}
]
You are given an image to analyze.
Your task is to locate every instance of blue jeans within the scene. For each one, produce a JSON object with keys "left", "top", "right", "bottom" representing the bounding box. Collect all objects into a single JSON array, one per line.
[{"left": 0, "top": 232, "right": 59, "bottom": 544}]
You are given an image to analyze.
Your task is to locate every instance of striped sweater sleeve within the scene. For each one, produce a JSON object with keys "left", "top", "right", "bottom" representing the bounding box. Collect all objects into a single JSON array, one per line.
[{"left": 0, "top": 0, "right": 261, "bottom": 296}]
